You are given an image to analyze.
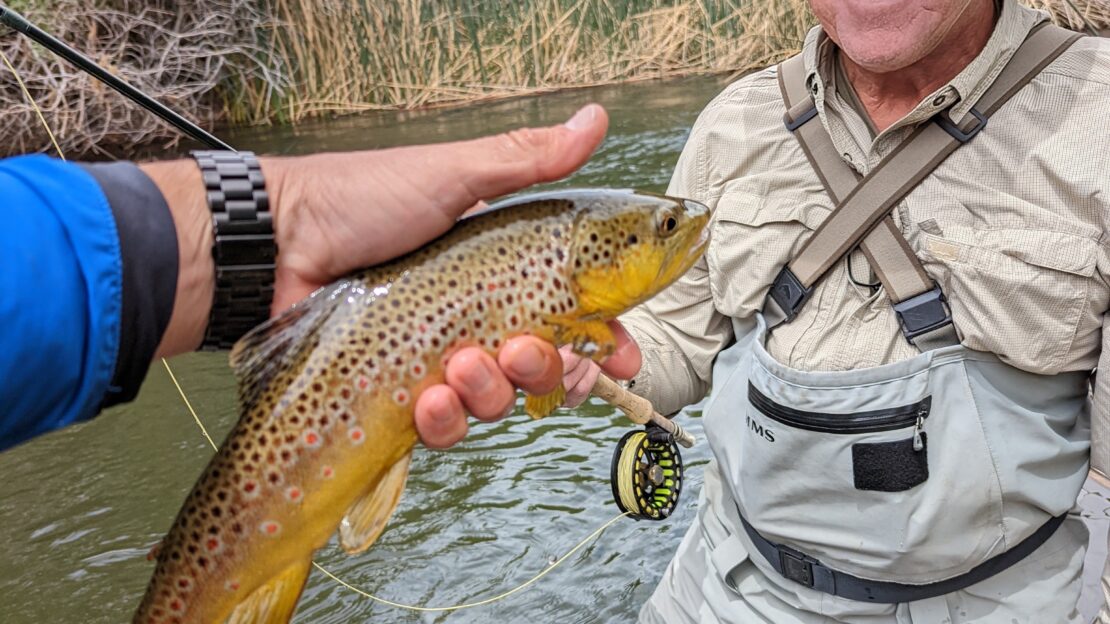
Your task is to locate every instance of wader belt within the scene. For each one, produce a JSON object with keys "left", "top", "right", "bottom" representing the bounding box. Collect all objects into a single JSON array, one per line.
[
  {"left": 767, "top": 23, "right": 1081, "bottom": 350},
  {"left": 738, "top": 509, "right": 1066, "bottom": 603}
]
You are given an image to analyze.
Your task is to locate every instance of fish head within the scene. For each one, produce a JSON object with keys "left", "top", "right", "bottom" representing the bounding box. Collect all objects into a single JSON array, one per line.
[{"left": 567, "top": 190, "right": 709, "bottom": 317}]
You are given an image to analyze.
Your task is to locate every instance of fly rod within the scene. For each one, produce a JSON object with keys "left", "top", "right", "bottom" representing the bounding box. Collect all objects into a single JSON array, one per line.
[
  {"left": 593, "top": 375, "right": 695, "bottom": 448},
  {"left": 0, "top": 3, "right": 231, "bottom": 150}
]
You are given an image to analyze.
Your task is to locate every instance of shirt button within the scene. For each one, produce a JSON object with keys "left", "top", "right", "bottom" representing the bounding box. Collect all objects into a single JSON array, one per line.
[{"left": 932, "top": 95, "right": 947, "bottom": 107}]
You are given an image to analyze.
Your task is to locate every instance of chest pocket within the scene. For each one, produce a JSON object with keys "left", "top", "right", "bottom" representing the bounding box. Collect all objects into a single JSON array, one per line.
[
  {"left": 918, "top": 225, "right": 1099, "bottom": 374},
  {"left": 708, "top": 183, "right": 830, "bottom": 319}
]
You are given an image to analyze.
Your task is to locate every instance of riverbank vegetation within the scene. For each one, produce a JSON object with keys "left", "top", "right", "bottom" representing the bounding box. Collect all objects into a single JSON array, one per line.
[{"left": 1, "top": 0, "right": 1107, "bottom": 157}]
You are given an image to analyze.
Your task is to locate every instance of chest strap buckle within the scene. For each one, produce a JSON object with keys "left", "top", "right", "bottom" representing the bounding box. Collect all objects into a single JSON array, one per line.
[
  {"left": 768, "top": 267, "right": 813, "bottom": 323},
  {"left": 892, "top": 285, "right": 952, "bottom": 343},
  {"left": 935, "top": 107, "right": 987, "bottom": 143}
]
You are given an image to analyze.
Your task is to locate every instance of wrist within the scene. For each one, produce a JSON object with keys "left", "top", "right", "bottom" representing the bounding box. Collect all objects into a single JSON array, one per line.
[
  {"left": 258, "top": 155, "right": 297, "bottom": 244},
  {"left": 143, "top": 159, "right": 214, "bottom": 356}
]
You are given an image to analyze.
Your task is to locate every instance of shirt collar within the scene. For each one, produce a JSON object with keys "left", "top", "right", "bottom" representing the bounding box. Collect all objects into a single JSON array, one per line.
[{"left": 802, "top": 0, "right": 1049, "bottom": 132}]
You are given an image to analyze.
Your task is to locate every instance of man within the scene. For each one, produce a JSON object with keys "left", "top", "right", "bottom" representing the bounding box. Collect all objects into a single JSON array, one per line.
[
  {"left": 0, "top": 107, "right": 621, "bottom": 450},
  {"left": 555, "top": 0, "right": 1110, "bottom": 622}
]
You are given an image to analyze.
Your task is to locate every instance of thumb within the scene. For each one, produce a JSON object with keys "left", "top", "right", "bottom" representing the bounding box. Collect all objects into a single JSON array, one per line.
[{"left": 428, "top": 104, "right": 609, "bottom": 213}]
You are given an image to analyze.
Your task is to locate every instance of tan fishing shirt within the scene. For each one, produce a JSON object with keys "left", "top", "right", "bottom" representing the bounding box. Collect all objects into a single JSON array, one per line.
[{"left": 621, "top": 2, "right": 1110, "bottom": 481}]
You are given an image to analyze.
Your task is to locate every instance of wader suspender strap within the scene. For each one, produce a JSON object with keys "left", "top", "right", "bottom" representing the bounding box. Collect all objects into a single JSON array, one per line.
[{"left": 767, "top": 23, "right": 1081, "bottom": 350}]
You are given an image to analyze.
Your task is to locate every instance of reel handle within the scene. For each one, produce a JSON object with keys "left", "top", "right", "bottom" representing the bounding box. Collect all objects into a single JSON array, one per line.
[{"left": 592, "top": 375, "right": 696, "bottom": 448}]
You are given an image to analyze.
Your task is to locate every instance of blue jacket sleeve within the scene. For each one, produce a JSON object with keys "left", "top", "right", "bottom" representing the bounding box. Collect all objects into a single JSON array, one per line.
[{"left": 0, "top": 155, "right": 122, "bottom": 450}]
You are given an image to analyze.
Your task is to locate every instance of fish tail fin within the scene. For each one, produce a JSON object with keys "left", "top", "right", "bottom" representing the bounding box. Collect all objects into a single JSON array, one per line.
[{"left": 226, "top": 558, "right": 312, "bottom": 624}]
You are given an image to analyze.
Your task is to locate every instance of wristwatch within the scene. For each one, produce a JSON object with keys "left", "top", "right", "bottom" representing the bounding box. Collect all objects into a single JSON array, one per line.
[{"left": 191, "top": 150, "right": 276, "bottom": 350}]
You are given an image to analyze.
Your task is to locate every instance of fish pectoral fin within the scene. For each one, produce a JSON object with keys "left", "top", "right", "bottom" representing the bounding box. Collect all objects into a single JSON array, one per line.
[
  {"left": 226, "top": 558, "right": 311, "bottom": 624},
  {"left": 339, "top": 451, "right": 412, "bottom": 555},
  {"left": 524, "top": 383, "right": 566, "bottom": 419},
  {"left": 549, "top": 317, "right": 616, "bottom": 362}
]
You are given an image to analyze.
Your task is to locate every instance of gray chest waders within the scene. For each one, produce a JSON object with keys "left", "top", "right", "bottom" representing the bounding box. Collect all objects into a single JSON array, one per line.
[{"left": 703, "top": 23, "right": 1091, "bottom": 603}]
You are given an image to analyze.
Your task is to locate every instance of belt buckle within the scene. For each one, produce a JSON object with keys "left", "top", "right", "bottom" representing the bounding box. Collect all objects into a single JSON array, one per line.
[{"left": 779, "top": 548, "right": 815, "bottom": 588}]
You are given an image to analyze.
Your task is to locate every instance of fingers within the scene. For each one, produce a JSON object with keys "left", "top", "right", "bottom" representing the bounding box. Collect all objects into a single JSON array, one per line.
[
  {"left": 561, "top": 347, "right": 600, "bottom": 408},
  {"left": 444, "top": 347, "right": 518, "bottom": 422},
  {"left": 599, "top": 321, "right": 642, "bottom": 380},
  {"left": 414, "top": 385, "right": 469, "bottom": 449},
  {"left": 497, "top": 335, "right": 563, "bottom": 395},
  {"left": 428, "top": 104, "right": 609, "bottom": 216},
  {"left": 415, "top": 325, "right": 632, "bottom": 447},
  {"left": 416, "top": 337, "right": 561, "bottom": 448},
  {"left": 562, "top": 321, "right": 641, "bottom": 408}
]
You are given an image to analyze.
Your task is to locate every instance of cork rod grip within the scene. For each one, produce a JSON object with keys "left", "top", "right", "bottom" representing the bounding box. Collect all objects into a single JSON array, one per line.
[{"left": 591, "top": 374, "right": 696, "bottom": 448}]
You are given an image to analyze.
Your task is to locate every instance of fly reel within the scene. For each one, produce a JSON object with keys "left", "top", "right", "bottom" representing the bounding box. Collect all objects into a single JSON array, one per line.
[{"left": 610, "top": 426, "right": 683, "bottom": 520}]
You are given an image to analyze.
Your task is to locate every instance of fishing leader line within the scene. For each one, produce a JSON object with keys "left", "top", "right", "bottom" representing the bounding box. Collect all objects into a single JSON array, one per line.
[{"left": 4, "top": 40, "right": 633, "bottom": 615}]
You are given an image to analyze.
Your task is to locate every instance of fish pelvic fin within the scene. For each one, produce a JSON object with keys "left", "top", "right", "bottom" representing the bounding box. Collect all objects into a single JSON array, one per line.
[
  {"left": 524, "top": 383, "right": 566, "bottom": 419},
  {"left": 228, "top": 281, "right": 350, "bottom": 407},
  {"left": 339, "top": 451, "right": 413, "bottom": 555},
  {"left": 548, "top": 316, "right": 617, "bottom": 362},
  {"left": 226, "top": 558, "right": 311, "bottom": 624}
]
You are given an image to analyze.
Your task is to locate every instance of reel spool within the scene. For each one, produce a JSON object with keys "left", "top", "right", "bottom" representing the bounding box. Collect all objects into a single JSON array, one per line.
[{"left": 610, "top": 427, "right": 683, "bottom": 520}]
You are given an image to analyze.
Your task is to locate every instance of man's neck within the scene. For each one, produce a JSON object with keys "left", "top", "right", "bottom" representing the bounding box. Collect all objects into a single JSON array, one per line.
[{"left": 840, "top": 2, "right": 998, "bottom": 132}]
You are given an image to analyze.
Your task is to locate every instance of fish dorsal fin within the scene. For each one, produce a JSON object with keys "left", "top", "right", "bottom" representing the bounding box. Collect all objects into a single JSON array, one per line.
[
  {"left": 339, "top": 451, "right": 412, "bottom": 555},
  {"left": 226, "top": 558, "right": 311, "bottom": 624},
  {"left": 228, "top": 282, "right": 350, "bottom": 407}
]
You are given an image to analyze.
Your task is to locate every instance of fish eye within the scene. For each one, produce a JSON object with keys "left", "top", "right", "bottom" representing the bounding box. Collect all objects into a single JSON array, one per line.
[{"left": 657, "top": 211, "right": 679, "bottom": 237}]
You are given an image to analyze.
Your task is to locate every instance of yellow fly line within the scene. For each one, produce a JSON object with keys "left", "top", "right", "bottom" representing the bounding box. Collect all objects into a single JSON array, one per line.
[{"left": 6, "top": 51, "right": 631, "bottom": 614}]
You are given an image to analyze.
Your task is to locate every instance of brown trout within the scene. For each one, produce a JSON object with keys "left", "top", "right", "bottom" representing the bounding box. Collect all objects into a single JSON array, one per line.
[{"left": 135, "top": 189, "right": 709, "bottom": 623}]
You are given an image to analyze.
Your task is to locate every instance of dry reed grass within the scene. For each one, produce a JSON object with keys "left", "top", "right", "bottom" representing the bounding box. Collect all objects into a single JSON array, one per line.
[
  {"left": 1, "top": 0, "right": 1108, "bottom": 156},
  {"left": 234, "top": 0, "right": 815, "bottom": 124},
  {"left": 0, "top": 0, "right": 268, "bottom": 157}
]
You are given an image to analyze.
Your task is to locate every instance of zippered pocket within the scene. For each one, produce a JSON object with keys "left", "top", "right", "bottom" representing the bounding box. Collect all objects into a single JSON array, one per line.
[
  {"left": 748, "top": 382, "right": 932, "bottom": 492},
  {"left": 748, "top": 382, "right": 931, "bottom": 435}
]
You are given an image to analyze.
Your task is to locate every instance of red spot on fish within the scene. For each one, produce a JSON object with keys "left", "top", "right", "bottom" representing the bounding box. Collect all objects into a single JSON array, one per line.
[
  {"left": 169, "top": 599, "right": 183, "bottom": 613},
  {"left": 285, "top": 486, "right": 302, "bottom": 502},
  {"left": 321, "top": 466, "right": 335, "bottom": 479},
  {"left": 225, "top": 580, "right": 241, "bottom": 592},
  {"left": 349, "top": 427, "right": 365, "bottom": 445},
  {"left": 393, "top": 389, "right": 410, "bottom": 405},
  {"left": 243, "top": 480, "right": 257, "bottom": 493},
  {"left": 487, "top": 283, "right": 497, "bottom": 291},
  {"left": 260, "top": 520, "right": 281, "bottom": 536},
  {"left": 303, "top": 430, "right": 321, "bottom": 448},
  {"left": 357, "top": 376, "right": 370, "bottom": 391},
  {"left": 205, "top": 538, "right": 220, "bottom": 552}
]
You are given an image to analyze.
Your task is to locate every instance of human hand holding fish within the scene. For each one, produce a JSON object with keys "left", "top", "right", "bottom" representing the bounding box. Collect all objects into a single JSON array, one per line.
[{"left": 141, "top": 103, "right": 641, "bottom": 450}]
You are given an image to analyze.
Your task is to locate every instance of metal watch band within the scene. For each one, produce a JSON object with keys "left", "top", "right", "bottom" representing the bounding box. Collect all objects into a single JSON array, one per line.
[{"left": 191, "top": 150, "right": 276, "bottom": 350}]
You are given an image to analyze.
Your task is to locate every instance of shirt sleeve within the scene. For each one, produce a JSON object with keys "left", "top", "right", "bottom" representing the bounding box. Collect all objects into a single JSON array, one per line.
[
  {"left": 618, "top": 102, "right": 736, "bottom": 415},
  {"left": 0, "top": 155, "right": 177, "bottom": 451}
]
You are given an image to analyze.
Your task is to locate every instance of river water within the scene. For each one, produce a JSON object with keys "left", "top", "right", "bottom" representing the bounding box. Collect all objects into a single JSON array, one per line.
[{"left": 0, "top": 76, "right": 733, "bottom": 623}]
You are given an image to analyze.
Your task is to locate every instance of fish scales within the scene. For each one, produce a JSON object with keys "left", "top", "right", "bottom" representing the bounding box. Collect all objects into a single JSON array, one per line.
[{"left": 135, "top": 189, "right": 710, "bottom": 623}]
